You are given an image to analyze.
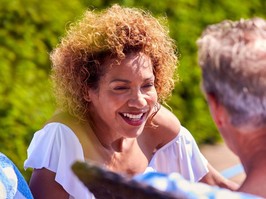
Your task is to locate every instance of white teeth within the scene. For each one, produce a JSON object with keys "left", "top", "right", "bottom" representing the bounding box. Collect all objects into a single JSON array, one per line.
[{"left": 122, "top": 113, "right": 143, "bottom": 120}]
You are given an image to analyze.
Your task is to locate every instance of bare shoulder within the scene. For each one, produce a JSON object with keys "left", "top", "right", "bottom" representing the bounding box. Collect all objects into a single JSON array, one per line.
[
  {"left": 45, "top": 110, "right": 80, "bottom": 126},
  {"left": 143, "top": 105, "right": 181, "bottom": 148},
  {"left": 45, "top": 110, "right": 97, "bottom": 159},
  {"left": 45, "top": 110, "right": 92, "bottom": 139},
  {"left": 154, "top": 106, "right": 181, "bottom": 131},
  {"left": 44, "top": 110, "right": 89, "bottom": 135}
]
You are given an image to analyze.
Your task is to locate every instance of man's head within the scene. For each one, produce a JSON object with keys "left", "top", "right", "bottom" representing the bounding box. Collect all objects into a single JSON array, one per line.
[{"left": 197, "top": 18, "right": 266, "bottom": 129}]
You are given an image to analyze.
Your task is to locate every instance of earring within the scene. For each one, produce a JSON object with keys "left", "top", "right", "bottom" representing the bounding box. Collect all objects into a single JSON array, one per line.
[
  {"left": 154, "top": 102, "right": 161, "bottom": 113},
  {"left": 85, "top": 95, "right": 91, "bottom": 102}
]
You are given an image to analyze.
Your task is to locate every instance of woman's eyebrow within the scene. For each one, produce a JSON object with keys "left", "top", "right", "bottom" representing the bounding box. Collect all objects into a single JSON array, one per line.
[
  {"left": 110, "top": 79, "right": 131, "bottom": 83},
  {"left": 110, "top": 76, "right": 154, "bottom": 83}
]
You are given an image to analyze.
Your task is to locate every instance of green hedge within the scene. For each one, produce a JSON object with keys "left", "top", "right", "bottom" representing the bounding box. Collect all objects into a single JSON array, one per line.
[
  {"left": 0, "top": 0, "right": 85, "bottom": 180},
  {"left": 0, "top": 0, "right": 265, "bottom": 181}
]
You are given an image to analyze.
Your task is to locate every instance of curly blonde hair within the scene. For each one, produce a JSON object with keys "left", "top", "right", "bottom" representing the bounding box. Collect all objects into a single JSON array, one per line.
[{"left": 51, "top": 4, "right": 178, "bottom": 120}]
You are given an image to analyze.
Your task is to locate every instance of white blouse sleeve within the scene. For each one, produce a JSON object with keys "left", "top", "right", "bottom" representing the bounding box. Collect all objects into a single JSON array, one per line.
[
  {"left": 24, "top": 123, "right": 94, "bottom": 199},
  {"left": 146, "top": 126, "right": 209, "bottom": 182}
]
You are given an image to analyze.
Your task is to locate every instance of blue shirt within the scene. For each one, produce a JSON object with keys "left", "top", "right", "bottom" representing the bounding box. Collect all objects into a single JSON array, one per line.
[
  {"left": 0, "top": 153, "right": 33, "bottom": 199},
  {"left": 134, "top": 172, "right": 262, "bottom": 199}
]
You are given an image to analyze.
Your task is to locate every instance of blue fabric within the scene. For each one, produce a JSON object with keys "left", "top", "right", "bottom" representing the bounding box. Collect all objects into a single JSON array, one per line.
[
  {"left": 0, "top": 153, "right": 33, "bottom": 199},
  {"left": 134, "top": 172, "right": 262, "bottom": 199},
  {"left": 221, "top": 164, "right": 244, "bottom": 179}
]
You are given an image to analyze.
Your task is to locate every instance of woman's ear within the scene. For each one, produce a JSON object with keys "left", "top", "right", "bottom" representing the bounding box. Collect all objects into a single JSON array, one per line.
[
  {"left": 85, "top": 92, "right": 91, "bottom": 102},
  {"left": 206, "top": 94, "right": 226, "bottom": 128}
]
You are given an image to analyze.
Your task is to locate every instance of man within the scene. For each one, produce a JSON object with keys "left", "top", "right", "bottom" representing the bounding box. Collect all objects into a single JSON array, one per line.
[{"left": 196, "top": 17, "right": 266, "bottom": 198}]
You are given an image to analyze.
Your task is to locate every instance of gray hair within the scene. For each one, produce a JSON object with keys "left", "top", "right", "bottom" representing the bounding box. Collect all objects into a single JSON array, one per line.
[{"left": 197, "top": 17, "right": 266, "bottom": 127}]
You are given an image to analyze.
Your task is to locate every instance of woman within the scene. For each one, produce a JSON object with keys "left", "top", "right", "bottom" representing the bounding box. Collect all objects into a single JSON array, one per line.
[{"left": 24, "top": 4, "right": 236, "bottom": 199}]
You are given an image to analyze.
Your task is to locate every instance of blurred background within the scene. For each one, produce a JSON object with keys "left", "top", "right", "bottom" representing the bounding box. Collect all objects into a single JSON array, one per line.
[{"left": 0, "top": 0, "right": 265, "bottom": 181}]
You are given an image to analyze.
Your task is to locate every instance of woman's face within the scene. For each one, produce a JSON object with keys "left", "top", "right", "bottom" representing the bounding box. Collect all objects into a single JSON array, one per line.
[{"left": 88, "top": 52, "right": 158, "bottom": 138}]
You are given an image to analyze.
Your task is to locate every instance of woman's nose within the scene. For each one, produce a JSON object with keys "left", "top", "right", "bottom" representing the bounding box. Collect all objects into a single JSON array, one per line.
[{"left": 127, "top": 90, "right": 147, "bottom": 108}]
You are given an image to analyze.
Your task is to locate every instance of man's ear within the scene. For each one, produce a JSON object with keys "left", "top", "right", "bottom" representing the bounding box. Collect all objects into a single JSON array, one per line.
[{"left": 206, "top": 93, "right": 226, "bottom": 127}]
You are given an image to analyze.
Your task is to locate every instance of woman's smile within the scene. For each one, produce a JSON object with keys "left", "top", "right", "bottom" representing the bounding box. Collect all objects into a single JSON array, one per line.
[{"left": 120, "top": 112, "right": 146, "bottom": 126}]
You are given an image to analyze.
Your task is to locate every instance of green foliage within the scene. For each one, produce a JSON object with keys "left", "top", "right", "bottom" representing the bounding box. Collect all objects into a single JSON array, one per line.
[
  {"left": 0, "top": 0, "right": 85, "bottom": 180},
  {"left": 1, "top": 0, "right": 266, "bottom": 182}
]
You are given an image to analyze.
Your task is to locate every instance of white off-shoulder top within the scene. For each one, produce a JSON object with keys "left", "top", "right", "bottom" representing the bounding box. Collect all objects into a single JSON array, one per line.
[{"left": 24, "top": 123, "right": 208, "bottom": 199}]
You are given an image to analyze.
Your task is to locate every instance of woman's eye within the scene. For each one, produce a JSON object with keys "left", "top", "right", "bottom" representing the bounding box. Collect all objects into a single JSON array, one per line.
[
  {"left": 114, "top": 86, "right": 129, "bottom": 90},
  {"left": 142, "top": 83, "right": 154, "bottom": 88}
]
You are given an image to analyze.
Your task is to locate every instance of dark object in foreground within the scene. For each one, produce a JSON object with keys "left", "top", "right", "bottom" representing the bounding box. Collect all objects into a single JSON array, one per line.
[{"left": 72, "top": 161, "right": 180, "bottom": 199}]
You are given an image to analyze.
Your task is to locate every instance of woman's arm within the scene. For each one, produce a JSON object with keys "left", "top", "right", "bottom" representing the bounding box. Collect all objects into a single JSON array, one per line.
[
  {"left": 200, "top": 163, "right": 239, "bottom": 191},
  {"left": 29, "top": 168, "right": 69, "bottom": 199},
  {"left": 154, "top": 105, "right": 240, "bottom": 190}
]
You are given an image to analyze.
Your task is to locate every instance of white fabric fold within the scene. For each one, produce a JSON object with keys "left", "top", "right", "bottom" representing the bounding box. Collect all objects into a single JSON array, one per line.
[
  {"left": 25, "top": 123, "right": 208, "bottom": 199},
  {"left": 146, "top": 126, "right": 208, "bottom": 182}
]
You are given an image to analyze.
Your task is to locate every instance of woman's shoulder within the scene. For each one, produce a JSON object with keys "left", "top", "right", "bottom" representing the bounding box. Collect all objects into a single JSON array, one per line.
[
  {"left": 154, "top": 105, "right": 181, "bottom": 133},
  {"left": 144, "top": 105, "right": 181, "bottom": 148},
  {"left": 45, "top": 110, "right": 100, "bottom": 160},
  {"left": 152, "top": 127, "right": 195, "bottom": 153},
  {"left": 45, "top": 110, "right": 90, "bottom": 138},
  {"left": 45, "top": 110, "right": 81, "bottom": 127},
  {"left": 33, "top": 111, "right": 80, "bottom": 141}
]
